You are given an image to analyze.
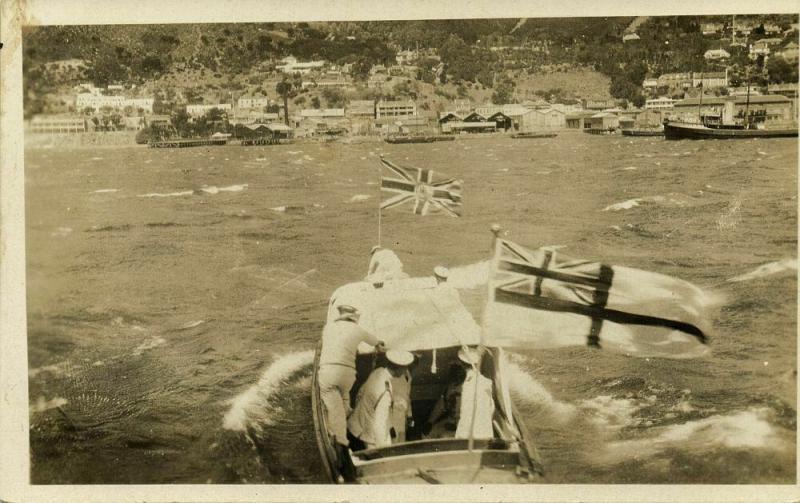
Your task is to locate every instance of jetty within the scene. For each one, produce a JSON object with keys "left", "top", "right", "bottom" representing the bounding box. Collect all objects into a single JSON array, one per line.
[
  {"left": 239, "top": 137, "right": 288, "bottom": 146},
  {"left": 149, "top": 138, "right": 228, "bottom": 148}
]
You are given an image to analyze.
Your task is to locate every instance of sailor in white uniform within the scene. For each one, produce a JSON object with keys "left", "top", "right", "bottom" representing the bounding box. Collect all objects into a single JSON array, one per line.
[
  {"left": 454, "top": 347, "right": 495, "bottom": 440},
  {"left": 348, "top": 349, "right": 414, "bottom": 450},
  {"left": 365, "top": 246, "right": 408, "bottom": 283},
  {"left": 318, "top": 305, "right": 384, "bottom": 450}
]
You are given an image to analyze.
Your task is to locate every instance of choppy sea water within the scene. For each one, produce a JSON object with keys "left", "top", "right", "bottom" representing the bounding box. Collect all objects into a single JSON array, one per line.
[{"left": 25, "top": 133, "right": 797, "bottom": 484}]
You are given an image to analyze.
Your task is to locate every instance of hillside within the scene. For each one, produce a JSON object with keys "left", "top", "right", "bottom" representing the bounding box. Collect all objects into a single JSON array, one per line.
[{"left": 22, "top": 15, "right": 799, "bottom": 117}]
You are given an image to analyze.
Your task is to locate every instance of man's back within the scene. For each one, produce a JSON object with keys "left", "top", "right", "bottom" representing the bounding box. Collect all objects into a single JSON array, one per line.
[{"left": 320, "top": 319, "right": 379, "bottom": 367}]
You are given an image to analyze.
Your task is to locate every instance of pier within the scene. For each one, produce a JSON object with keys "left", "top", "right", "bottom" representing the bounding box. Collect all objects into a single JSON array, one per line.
[{"left": 149, "top": 138, "right": 228, "bottom": 148}]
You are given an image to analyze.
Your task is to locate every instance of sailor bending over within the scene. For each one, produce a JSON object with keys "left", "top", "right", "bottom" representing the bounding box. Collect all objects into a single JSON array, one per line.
[{"left": 318, "top": 304, "right": 384, "bottom": 477}]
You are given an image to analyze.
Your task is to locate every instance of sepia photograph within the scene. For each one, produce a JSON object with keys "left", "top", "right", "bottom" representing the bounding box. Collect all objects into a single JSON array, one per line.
[{"left": 2, "top": 0, "right": 799, "bottom": 499}]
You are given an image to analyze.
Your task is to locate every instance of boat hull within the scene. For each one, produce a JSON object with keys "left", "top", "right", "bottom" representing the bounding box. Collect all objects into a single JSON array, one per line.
[
  {"left": 311, "top": 345, "right": 543, "bottom": 484},
  {"left": 621, "top": 129, "right": 664, "bottom": 137},
  {"left": 664, "top": 121, "right": 799, "bottom": 140}
]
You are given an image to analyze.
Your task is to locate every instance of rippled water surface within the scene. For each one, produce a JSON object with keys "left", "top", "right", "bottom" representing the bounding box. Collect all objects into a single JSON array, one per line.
[{"left": 26, "top": 133, "right": 797, "bottom": 483}]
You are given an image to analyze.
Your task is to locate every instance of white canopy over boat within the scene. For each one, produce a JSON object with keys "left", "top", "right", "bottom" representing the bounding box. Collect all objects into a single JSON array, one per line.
[{"left": 326, "top": 277, "right": 481, "bottom": 352}]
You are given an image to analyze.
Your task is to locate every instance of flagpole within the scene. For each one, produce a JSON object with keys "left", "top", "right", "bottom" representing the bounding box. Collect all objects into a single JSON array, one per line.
[
  {"left": 377, "top": 156, "right": 383, "bottom": 247},
  {"left": 468, "top": 224, "right": 501, "bottom": 452}
]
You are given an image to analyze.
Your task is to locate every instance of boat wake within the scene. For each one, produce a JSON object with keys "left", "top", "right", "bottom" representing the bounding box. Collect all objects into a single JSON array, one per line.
[
  {"left": 594, "top": 407, "right": 792, "bottom": 465},
  {"left": 222, "top": 350, "right": 315, "bottom": 434},
  {"left": 727, "top": 259, "right": 797, "bottom": 282},
  {"left": 503, "top": 355, "right": 576, "bottom": 424}
]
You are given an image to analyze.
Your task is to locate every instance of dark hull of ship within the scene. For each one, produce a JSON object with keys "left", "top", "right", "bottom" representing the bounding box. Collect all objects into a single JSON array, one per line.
[{"left": 664, "top": 122, "right": 799, "bottom": 140}]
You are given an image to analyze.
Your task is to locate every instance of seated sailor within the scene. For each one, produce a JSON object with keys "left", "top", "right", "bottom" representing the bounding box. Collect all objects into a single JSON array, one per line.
[
  {"left": 454, "top": 347, "right": 495, "bottom": 440},
  {"left": 424, "top": 347, "right": 495, "bottom": 440},
  {"left": 365, "top": 246, "right": 409, "bottom": 283},
  {"left": 347, "top": 349, "right": 414, "bottom": 450},
  {"left": 388, "top": 352, "right": 416, "bottom": 443},
  {"left": 423, "top": 362, "right": 466, "bottom": 438}
]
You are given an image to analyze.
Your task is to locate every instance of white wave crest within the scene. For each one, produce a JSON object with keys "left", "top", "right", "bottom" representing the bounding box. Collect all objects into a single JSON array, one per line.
[
  {"left": 728, "top": 259, "right": 797, "bottom": 283},
  {"left": 137, "top": 184, "right": 247, "bottom": 198},
  {"left": 596, "top": 407, "right": 790, "bottom": 465},
  {"left": 137, "top": 190, "right": 194, "bottom": 198},
  {"left": 503, "top": 356, "right": 576, "bottom": 424},
  {"left": 348, "top": 194, "right": 372, "bottom": 203},
  {"left": 132, "top": 336, "right": 166, "bottom": 356},
  {"left": 200, "top": 184, "right": 248, "bottom": 194},
  {"left": 579, "top": 395, "right": 645, "bottom": 431},
  {"left": 603, "top": 193, "right": 692, "bottom": 212},
  {"left": 30, "top": 396, "right": 68, "bottom": 414},
  {"left": 91, "top": 189, "right": 119, "bottom": 193},
  {"left": 222, "top": 350, "right": 314, "bottom": 433}
]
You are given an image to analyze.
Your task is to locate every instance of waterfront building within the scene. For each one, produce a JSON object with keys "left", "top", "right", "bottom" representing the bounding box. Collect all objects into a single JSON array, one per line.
[
  {"left": 520, "top": 108, "right": 566, "bottom": 130},
  {"left": 346, "top": 100, "right": 375, "bottom": 118},
  {"left": 29, "top": 115, "right": 87, "bottom": 133},
  {"left": 672, "top": 95, "right": 794, "bottom": 126},
  {"left": 375, "top": 100, "right": 416, "bottom": 118},
  {"left": 586, "top": 112, "right": 619, "bottom": 130}
]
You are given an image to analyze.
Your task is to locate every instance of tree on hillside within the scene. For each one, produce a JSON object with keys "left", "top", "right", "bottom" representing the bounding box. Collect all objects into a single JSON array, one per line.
[
  {"left": 767, "top": 56, "right": 798, "bottom": 84},
  {"left": 321, "top": 87, "right": 346, "bottom": 108},
  {"left": 491, "top": 74, "right": 516, "bottom": 104},
  {"left": 276, "top": 75, "right": 301, "bottom": 126}
]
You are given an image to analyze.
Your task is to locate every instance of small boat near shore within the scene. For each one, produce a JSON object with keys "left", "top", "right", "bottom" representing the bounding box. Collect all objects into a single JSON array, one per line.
[
  {"left": 621, "top": 128, "right": 665, "bottom": 137},
  {"left": 510, "top": 132, "right": 558, "bottom": 139},
  {"left": 663, "top": 120, "right": 798, "bottom": 140},
  {"left": 312, "top": 277, "right": 544, "bottom": 484},
  {"left": 384, "top": 135, "right": 455, "bottom": 144},
  {"left": 583, "top": 128, "right": 616, "bottom": 135}
]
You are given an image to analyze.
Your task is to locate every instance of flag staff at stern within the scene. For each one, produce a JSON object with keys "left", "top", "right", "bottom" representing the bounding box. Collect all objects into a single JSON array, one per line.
[{"left": 376, "top": 155, "right": 463, "bottom": 244}]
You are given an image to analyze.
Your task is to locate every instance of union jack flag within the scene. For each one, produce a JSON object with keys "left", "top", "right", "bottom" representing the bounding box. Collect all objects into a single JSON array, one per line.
[{"left": 379, "top": 157, "right": 463, "bottom": 217}]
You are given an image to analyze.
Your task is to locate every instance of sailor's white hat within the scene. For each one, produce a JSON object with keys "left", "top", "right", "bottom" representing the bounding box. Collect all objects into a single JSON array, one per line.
[
  {"left": 386, "top": 349, "right": 414, "bottom": 366},
  {"left": 433, "top": 265, "right": 450, "bottom": 279},
  {"left": 457, "top": 347, "right": 481, "bottom": 365}
]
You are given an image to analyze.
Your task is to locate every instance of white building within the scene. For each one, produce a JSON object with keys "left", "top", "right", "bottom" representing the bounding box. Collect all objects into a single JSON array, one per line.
[
  {"left": 704, "top": 48, "right": 730, "bottom": 61},
  {"left": 125, "top": 98, "right": 154, "bottom": 113},
  {"left": 75, "top": 93, "right": 126, "bottom": 111},
  {"left": 276, "top": 55, "right": 326, "bottom": 74},
  {"left": 375, "top": 100, "right": 416, "bottom": 118},
  {"left": 237, "top": 96, "right": 271, "bottom": 109},
  {"left": 395, "top": 50, "right": 418, "bottom": 65},
  {"left": 642, "top": 77, "right": 659, "bottom": 89},
  {"left": 645, "top": 97, "right": 675, "bottom": 110},
  {"left": 186, "top": 104, "right": 232, "bottom": 117}
]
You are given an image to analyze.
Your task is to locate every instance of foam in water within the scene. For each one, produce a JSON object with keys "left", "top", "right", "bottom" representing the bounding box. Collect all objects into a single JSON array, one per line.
[
  {"left": 728, "top": 259, "right": 798, "bottom": 282},
  {"left": 51, "top": 227, "right": 73, "bottom": 237},
  {"left": 200, "top": 184, "right": 249, "bottom": 194},
  {"left": 132, "top": 336, "right": 166, "bottom": 356},
  {"left": 348, "top": 194, "right": 372, "bottom": 203},
  {"left": 596, "top": 407, "right": 789, "bottom": 465},
  {"left": 91, "top": 189, "right": 119, "bottom": 193},
  {"left": 138, "top": 190, "right": 194, "bottom": 198},
  {"left": 603, "top": 198, "right": 643, "bottom": 211},
  {"left": 30, "top": 396, "right": 68, "bottom": 414},
  {"left": 223, "top": 350, "right": 314, "bottom": 433},
  {"left": 579, "top": 395, "right": 644, "bottom": 431},
  {"left": 503, "top": 355, "right": 576, "bottom": 424}
]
